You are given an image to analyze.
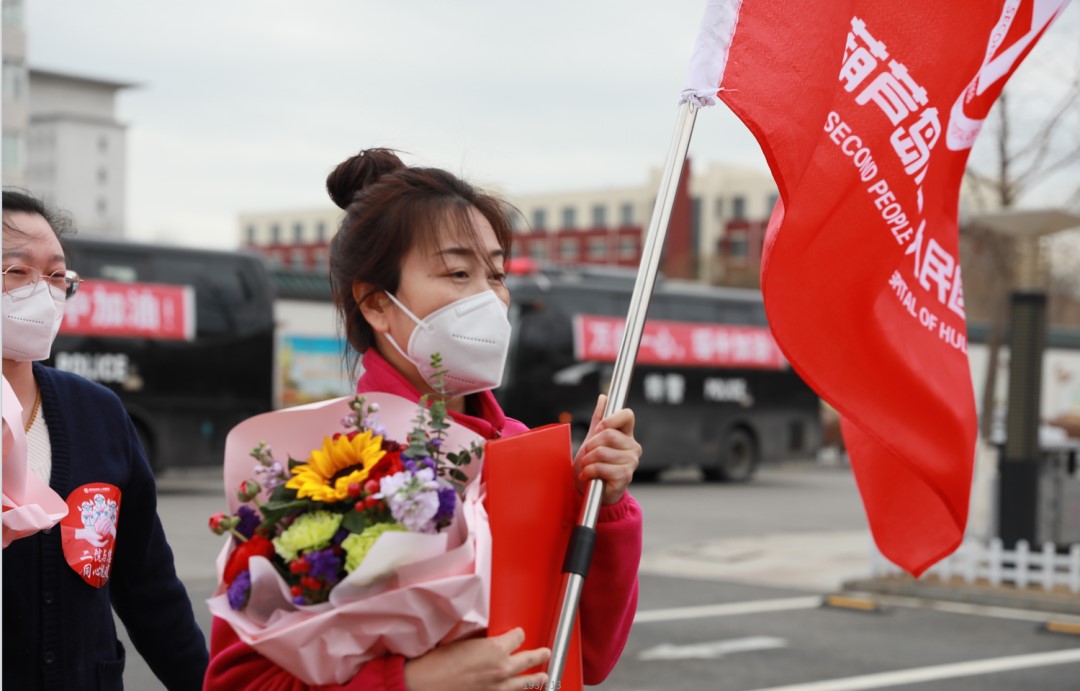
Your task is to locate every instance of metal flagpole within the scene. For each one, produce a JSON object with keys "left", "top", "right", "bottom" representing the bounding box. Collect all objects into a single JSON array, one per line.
[{"left": 546, "top": 100, "right": 699, "bottom": 689}]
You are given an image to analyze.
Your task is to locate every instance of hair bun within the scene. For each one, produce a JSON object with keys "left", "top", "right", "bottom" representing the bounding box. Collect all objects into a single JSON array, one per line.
[{"left": 326, "top": 148, "right": 406, "bottom": 210}]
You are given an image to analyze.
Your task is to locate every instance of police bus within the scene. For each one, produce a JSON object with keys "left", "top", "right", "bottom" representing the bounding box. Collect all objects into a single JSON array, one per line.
[
  {"left": 498, "top": 262, "right": 822, "bottom": 481},
  {"left": 48, "top": 237, "right": 275, "bottom": 471}
]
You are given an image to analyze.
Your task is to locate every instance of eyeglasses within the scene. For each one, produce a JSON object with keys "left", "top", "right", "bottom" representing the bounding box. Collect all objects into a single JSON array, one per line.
[{"left": 2, "top": 265, "right": 82, "bottom": 301}]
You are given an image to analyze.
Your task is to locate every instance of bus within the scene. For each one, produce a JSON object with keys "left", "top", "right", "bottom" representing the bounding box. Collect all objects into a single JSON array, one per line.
[
  {"left": 48, "top": 237, "right": 275, "bottom": 472},
  {"left": 498, "top": 263, "right": 822, "bottom": 481}
]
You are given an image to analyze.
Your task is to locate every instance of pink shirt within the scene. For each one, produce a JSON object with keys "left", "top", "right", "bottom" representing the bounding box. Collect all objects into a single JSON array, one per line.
[{"left": 204, "top": 349, "right": 642, "bottom": 690}]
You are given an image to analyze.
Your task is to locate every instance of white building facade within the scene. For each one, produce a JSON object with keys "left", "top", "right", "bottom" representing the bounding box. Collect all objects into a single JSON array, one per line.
[
  {"left": 25, "top": 68, "right": 132, "bottom": 238},
  {"left": 237, "top": 208, "right": 342, "bottom": 270},
  {"left": 2, "top": 0, "right": 29, "bottom": 188},
  {"left": 504, "top": 162, "right": 778, "bottom": 284},
  {"left": 238, "top": 161, "right": 779, "bottom": 285}
]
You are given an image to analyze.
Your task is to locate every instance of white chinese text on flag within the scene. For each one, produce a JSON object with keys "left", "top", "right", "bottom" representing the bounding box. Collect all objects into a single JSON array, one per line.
[{"left": 684, "top": 0, "right": 1069, "bottom": 575}]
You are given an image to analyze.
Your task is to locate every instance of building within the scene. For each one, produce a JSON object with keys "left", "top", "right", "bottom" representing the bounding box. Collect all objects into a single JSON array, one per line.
[
  {"left": 237, "top": 160, "right": 780, "bottom": 285},
  {"left": 2, "top": 0, "right": 29, "bottom": 188},
  {"left": 24, "top": 68, "right": 134, "bottom": 238},
  {"left": 237, "top": 207, "right": 341, "bottom": 271},
  {"left": 504, "top": 160, "right": 778, "bottom": 285}
]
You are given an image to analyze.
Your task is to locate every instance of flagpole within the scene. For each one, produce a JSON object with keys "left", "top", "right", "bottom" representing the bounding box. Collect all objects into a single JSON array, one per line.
[{"left": 546, "top": 100, "right": 698, "bottom": 689}]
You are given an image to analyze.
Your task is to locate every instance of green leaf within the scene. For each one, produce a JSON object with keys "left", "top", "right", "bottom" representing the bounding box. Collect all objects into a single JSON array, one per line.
[
  {"left": 450, "top": 468, "right": 469, "bottom": 483},
  {"left": 340, "top": 511, "right": 368, "bottom": 533}
]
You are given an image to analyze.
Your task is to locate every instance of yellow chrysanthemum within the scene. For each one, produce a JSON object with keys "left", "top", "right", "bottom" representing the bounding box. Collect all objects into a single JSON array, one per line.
[
  {"left": 273, "top": 511, "right": 343, "bottom": 562},
  {"left": 286, "top": 430, "right": 387, "bottom": 503},
  {"left": 341, "top": 523, "right": 407, "bottom": 573}
]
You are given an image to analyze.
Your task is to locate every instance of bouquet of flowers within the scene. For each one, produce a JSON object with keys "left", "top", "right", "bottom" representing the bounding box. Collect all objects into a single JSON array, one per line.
[{"left": 206, "top": 367, "right": 491, "bottom": 684}]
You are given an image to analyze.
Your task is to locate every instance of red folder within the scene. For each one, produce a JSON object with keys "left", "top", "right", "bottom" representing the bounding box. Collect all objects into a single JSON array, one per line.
[{"left": 485, "top": 423, "right": 584, "bottom": 691}]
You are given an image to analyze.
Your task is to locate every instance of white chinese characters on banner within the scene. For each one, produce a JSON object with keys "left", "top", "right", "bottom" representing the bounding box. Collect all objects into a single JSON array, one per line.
[
  {"left": 574, "top": 315, "right": 786, "bottom": 370},
  {"left": 60, "top": 280, "right": 195, "bottom": 341}
]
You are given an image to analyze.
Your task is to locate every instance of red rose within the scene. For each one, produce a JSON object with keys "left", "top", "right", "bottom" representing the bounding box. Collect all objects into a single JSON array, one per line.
[
  {"left": 223, "top": 534, "right": 275, "bottom": 587},
  {"left": 367, "top": 450, "right": 404, "bottom": 484}
]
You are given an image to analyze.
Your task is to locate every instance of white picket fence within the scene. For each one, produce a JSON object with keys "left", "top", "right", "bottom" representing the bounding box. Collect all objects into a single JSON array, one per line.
[{"left": 870, "top": 538, "right": 1080, "bottom": 594}]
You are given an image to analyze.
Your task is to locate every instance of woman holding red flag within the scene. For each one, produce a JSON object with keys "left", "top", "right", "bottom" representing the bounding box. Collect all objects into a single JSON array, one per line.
[{"left": 205, "top": 149, "right": 643, "bottom": 691}]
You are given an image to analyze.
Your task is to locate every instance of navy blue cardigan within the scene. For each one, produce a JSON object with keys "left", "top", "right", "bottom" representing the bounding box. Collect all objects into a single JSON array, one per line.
[{"left": 2, "top": 363, "right": 208, "bottom": 690}]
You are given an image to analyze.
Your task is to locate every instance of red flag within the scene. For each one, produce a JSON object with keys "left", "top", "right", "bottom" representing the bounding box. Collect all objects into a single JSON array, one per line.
[{"left": 685, "top": 0, "right": 1069, "bottom": 575}]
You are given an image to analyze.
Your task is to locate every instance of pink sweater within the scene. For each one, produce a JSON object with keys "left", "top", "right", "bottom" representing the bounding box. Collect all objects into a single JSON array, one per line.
[{"left": 204, "top": 349, "right": 642, "bottom": 690}]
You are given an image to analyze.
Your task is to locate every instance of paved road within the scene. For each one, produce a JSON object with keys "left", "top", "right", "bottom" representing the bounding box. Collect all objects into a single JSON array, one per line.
[{"left": 118, "top": 463, "right": 1080, "bottom": 690}]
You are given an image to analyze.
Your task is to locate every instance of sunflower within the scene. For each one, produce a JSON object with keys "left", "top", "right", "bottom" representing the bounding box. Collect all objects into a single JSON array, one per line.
[{"left": 286, "top": 430, "right": 387, "bottom": 503}]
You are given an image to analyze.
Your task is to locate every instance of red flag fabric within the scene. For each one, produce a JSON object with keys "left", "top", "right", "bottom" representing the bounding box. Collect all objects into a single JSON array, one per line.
[{"left": 688, "top": 0, "right": 1068, "bottom": 575}]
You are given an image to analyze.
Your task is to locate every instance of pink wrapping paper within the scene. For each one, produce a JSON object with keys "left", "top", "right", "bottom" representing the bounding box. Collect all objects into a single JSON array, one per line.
[
  {"left": 207, "top": 393, "right": 492, "bottom": 685},
  {"left": 2, "top": 375, "right": 68, "bottom": 548}
]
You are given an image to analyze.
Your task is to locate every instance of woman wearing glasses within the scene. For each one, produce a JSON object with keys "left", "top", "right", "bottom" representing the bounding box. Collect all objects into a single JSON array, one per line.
[{"left": 2, "top": 189, "right": 208, "bottom": 691}]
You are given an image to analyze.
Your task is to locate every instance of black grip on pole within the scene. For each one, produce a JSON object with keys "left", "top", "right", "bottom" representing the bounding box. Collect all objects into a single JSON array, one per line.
[{"left": 562, "top": 525, "right": 597, "bottom": 577}]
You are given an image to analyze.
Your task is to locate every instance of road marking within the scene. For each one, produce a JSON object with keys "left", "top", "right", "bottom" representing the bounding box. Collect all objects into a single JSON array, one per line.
[
  {"left": 1046, "top": 620, "right": 1080, "bottom": 636},
  {"left": 851, "top": 592, "right": 1080, "bottom": 624},
  {"left": 822, "top": 594, "right": 883, "bottom": 612},
  {"left": 746, "top": 648, "right": 1080, "bottom": 691},
  {"left": 634, "top": 596, "right": 821, "bottom": 623},
  {"left": 639, "top": 636, "right": 788, "bottom": 660}
]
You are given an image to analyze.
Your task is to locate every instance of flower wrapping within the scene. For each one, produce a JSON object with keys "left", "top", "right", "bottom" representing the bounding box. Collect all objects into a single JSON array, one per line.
[
  {"left": 206, "top": 392, "right": 491, "bottom": 685},
  {"left": 2, "top": 375, "right": 68, "bottom": 548}
]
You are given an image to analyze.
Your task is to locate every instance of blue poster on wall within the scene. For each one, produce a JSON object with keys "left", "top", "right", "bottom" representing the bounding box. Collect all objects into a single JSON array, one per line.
[{"left": 278, "top": 335, "right": 355, "bottom": 407}]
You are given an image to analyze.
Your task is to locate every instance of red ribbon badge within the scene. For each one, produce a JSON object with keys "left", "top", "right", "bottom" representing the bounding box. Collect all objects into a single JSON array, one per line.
[{"left": 61, "top": 483, "right": 121, "bottom": 587}]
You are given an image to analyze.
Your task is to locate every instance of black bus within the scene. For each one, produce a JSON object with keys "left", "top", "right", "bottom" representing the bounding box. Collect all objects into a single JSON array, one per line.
[
  {"left": 48, "top": 237, "right": 275, "bottom": 471},
  {"left": 498, "top": 263, "right": 821, "bottom": 481}
]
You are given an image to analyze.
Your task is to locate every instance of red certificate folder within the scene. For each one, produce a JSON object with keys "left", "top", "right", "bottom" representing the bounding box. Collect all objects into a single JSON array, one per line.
[{"left": 485, "top": 423, "right": 584, "bottom": 691}]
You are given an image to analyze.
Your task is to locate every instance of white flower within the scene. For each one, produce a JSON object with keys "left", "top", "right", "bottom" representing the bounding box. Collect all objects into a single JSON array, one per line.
[{"left": 378, "top": 468, "right": 441, "bottom": 533}]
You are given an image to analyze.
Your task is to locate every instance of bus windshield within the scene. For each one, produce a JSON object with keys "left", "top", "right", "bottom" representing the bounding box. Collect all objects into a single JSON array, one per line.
[{"left": 49, "top": 237, "right": 275, "bottom": 472}]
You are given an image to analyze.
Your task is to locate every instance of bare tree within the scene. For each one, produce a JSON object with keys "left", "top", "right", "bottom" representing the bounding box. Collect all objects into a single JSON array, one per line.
[{"left": 960, "top": 8, "right": 1080, "bottom": 440}]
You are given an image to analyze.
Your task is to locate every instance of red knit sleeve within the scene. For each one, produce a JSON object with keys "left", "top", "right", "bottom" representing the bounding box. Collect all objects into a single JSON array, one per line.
[
  {"left": 203, "top": 617, "right": 407, "bottom": 691},
  {"left": 578, "top": 492, "right": 642, "bottom": 685}
]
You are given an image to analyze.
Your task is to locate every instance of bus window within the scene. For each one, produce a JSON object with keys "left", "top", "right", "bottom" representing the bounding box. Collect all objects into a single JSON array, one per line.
[{"left": 500, "top": 266, "right": 820, "bottom": 482}]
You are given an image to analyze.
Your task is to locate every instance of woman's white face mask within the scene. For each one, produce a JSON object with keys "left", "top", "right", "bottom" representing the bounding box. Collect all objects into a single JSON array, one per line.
[
  {"left": 2, "top": 285, "right": 65, "bottom": 361},
  {"left": 383, "top": 289, "right": 511, "bottom": 397}
]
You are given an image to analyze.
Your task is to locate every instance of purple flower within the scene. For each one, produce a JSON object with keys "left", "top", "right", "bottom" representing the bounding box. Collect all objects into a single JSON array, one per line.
[
  {"left": 434, "top": 485, "right": 456, "bottom": 523},
  {"left": 254, "top": 461, "right": 287, "bottom": 490},
  {"left": 227, "top": 570, "right": 252, "bottom": 610},
  {"left": 235, "top": 505, "right": 260, "bottom": 540},
  {"left": 402, "top": 458, "right": 417, "bottom": 473},
  {"left": 379, "top": 469, "right": 440, "bottom": 533},
  {"left": 332, "top": 527, "right": 350, "bottom": 545},
  {"left": 292, "top": 595, "right": 307, "bottom": 606},
  {"left": 306, "top": 548, "right": 342, "bottom": 582}
]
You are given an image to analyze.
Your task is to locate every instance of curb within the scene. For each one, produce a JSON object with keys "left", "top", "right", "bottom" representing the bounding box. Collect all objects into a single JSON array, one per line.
[{"left": 842, "top": 576, "right": 1080, "bottom": 616}]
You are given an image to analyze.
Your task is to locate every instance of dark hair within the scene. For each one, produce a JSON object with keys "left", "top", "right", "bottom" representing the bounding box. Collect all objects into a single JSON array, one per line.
[
  {"left": 326, "top": 148, "right": 514, "bottom": 368},
  {"left": 2, "top": 187, "right": 74, "bottom": 240}
]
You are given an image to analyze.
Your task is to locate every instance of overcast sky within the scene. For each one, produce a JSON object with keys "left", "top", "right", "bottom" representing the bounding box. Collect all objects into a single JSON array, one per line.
[{"left": 26, "top": 0, "right": 1080, "bottom": 250}]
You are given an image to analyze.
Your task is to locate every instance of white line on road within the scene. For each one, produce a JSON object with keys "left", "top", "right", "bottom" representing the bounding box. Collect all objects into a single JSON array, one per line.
[
  {"left": 634, "top": 596, "right": 821, "bottom": 623},
  {"left": 639, "top": 636, "right": 788, "bottom": 661},
  {"left": 745, "top": 647, "right": 1080, "bottom": 691}
]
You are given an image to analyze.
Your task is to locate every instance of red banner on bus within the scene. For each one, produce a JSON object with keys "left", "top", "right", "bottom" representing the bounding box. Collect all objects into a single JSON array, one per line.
[
  {"left": 573, "top": 315, "right": 785, "bottom": 370},
  {"left": 60, "top": 279, "right": 195, "bottom": 341}
]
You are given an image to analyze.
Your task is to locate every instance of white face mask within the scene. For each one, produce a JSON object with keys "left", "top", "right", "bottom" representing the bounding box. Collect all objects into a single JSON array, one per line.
[
  {"left": 2, "top": 284, "right": 66, "bottom": 361},
  {"left": 384, "top": 290, "right": 511, "bottom": 397}
]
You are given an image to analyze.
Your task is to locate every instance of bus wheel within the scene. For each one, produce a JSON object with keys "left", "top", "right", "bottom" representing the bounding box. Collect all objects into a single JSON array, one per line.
[{"left": 705, "top": 428, "right": 758, "bottom": 483}]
